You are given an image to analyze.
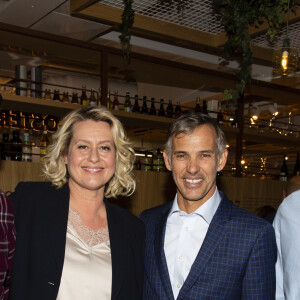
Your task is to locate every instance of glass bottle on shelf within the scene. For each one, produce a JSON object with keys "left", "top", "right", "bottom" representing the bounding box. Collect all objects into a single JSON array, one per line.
[
  {"left": 62, "top": 92, "right": 69, "bottom": 103},
  {"left": 10, "top": 130, "right": 22, "bottom": 161},
  {"left": 149, "top": 97, "right": 156, "bottom": 116},
  {"left": 141, "top": 96, "right": 148, "bottom": 115},
  {"left": 166, "top": 100, "right": 173, "bottom": 118},
  {"left": 44, "top": 89, "right": 51, "bottom": 101},
  {"left": 158, "top": 99, "right": 165, "bottom": 117},
  {"left": 223, "top": 101, "right": 231, "bottom": 127},
  {"left": 71, "top": 92, "right": 79, "bottom": 104},
  {"left": 53, "top": 89, "right": 61, "bottom": 102},
  {"left": 174, "top": 102, "right": 182, "bottom": 118},
  {"left": 112, "top": 90, "right": 120, "bottom": 110},
  {"left": 152, "top": 148, "right": 165, "bottom": 172},
  {"left": 217, "top": 102, "right": 224, "bottom": 125},
  {"left": 40, "top": 127, "right": 49, "bottom": 162},
  {"left": 202, "top": 100, "right": 208, "bottom": 115},
  {"left": 89, "top": 88, "right": 97, "bottom": 107},
  {"left": 22, "top": 132, "right": 32, "bottom": 162},
  {"left": 132, "top": 95, "right": 140, "bottom": 113},
  {"left": 232, "top": 109, "right": 239, "bottom": 128},
  {"left": 134, "top": 154, "right": 142, "bottom": 170},
  {"left": 107, "top": 89, "right": 112, "bottom": 110},
  {"left": 124, "top": 91, "right": 131, "bottom": 112},
  {"left": 141, "top": 151, "right": 153, "bottom": 171},
  {"left": 293, "top": 152, "right": 300, "bottom": 176},
  {"left": 279, "top": 154, "right": 288, "bottom": 181},
  {"left": 195, "top": 97, "right": 201, "bottom": 114},
  {"left": 1, "top": 133, "right": 11, "bottom": 161},
  {"left": 80, "top": 84, "right": 88, "bottom": 106},
  {"left": 97, "top": 89, "right": 102, "bottom": 106}
]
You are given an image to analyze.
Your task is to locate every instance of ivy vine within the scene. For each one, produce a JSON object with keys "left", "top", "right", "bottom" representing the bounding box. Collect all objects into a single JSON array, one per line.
[
  {"left": 213, "top": 0, "right": 297, "bottom": 101},
  {"left": 119, "top": 0, "right": 135, "bottom": 64},
  {"left": 119, "top": 0, "right": 298, "bottom": 98}
]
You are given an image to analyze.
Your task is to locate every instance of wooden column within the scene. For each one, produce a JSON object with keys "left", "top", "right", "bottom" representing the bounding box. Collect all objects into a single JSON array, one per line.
[
  {"left": 100, "top": 50, "right": 108, "bottom": 106},
  {"left": 235, "top": 94, "right": 244, "bottom": 177}
]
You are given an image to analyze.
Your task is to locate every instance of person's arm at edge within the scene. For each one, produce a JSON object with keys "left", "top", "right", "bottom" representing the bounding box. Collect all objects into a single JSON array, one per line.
[
  {"left": 4, "top": 196, "right": 16, "bottom": 300},
  {"left": 273, "top": 209, "right": 284, "bottom": 300}
]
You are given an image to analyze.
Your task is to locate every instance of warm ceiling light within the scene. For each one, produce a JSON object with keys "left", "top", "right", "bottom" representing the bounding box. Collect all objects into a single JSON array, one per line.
[
  {"left": 273, "top": 37, "right": 298, "bottom": 77},
  {"left": 268, "top": 103, "right": 278, "bottom": 116},
  {"left": 273, "top": 0, "right": 298, "bottom": 77},
  {"left": 252, "top": 106, "right": 260, "bottom": 119}
]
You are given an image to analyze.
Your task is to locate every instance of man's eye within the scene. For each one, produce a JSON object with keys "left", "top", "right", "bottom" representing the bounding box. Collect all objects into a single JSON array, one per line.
[
  {"left": 175, "top": 154, "right": 186, "bottom": 159},
  {"left": 201, "top": 153, "right": 214, "bottom": 160}
]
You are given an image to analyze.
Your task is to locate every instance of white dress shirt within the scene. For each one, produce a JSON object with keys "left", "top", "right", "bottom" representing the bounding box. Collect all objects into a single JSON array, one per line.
[
  {"left": 164, "top": 187, "right": 221, "bottom": 299},
  {"left": 273, "top": 189, "right": 300, "bottom": 300}
]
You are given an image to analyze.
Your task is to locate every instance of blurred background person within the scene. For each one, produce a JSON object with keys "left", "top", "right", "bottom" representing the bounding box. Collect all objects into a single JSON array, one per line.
[
  {"left": 273, "top": 175, "right": 300, "bottom": 300},
  {"left": 0, "top": 190, "right": 15, "bottom": 300},
  {"left": 255, "top": 205, "right": 277, "bottom": 224},
  {"left": 9, "top": 107, "right": 145, "bottom": 300}
]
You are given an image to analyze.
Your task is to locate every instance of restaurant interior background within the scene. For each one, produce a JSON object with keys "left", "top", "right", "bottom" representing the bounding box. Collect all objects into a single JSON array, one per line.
[{"left": 0, "top": 0, "right": 299, "bottom": 215}]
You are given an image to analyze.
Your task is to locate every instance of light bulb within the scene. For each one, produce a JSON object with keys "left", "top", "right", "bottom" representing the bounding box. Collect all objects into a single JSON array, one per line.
[{"left": 281, "top": 50, "right": 289, "bottom": 76}]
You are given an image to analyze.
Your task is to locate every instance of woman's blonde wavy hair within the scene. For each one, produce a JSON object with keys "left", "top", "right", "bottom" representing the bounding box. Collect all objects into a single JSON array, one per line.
[{"left": 42, "top": 106, "right": 136, "bottom": 198}]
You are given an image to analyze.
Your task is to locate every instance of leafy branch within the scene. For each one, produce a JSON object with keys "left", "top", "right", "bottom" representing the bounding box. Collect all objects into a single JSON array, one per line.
[
  {"left": 119, "top": 0, "right": 135, "bottom": 64},
  {"left": 213, "top": 0, "right": 297, "bottom": 101},
  {"left": 119, "top": 0, "right": 298, "bottom": 97}
]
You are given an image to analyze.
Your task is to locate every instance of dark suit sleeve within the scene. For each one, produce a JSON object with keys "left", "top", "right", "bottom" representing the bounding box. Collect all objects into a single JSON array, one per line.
[
  {"left": 9, "top": 182, "right": 25, "bottom": 230},
  {"left": 132, "top": 219, "right": 146, "bottom": 299},
  {"left": 242, "top": 223, "right": 277, "bottom": 299}
]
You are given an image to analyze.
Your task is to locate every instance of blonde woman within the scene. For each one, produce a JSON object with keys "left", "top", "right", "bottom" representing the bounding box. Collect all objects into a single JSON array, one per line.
[{"left": 9, "top": 107, "right": 145, "bottom": 300}]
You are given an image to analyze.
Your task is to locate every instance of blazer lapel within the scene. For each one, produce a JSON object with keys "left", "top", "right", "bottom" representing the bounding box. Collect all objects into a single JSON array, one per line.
[
  {"left": 44, "top": 183, "right": 70, "bottom": 281},
  {"left": 177, "top": 196, "right": 232, "bottom": 300},
  {"left": 105, "top": 199, "right": 127, "bottom": 300},
  {"left": 154, "top": 203, "right": 175, "bottom": 300}
]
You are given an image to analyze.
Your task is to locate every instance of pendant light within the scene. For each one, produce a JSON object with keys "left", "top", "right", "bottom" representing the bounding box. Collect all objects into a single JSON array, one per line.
[{"left": 272, "top": 0, "right": 298, "bottom": 77}]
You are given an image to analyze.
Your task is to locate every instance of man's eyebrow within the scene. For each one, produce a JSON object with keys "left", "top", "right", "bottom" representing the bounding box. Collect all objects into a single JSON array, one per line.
[
  {"left": 173, "top": 151, "right": 187, "bottom": 154},
  {"left": 199, "top": 150, "right": 215, "bottom": 153}
]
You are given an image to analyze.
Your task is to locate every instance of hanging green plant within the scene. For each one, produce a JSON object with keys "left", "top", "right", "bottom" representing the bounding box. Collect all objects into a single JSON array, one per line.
[
  {"left": 119, "top": 0, "right": 185, "bottom": 63},
  {"left": 119, "top": 0, "right": 135, "bottom": 64},
  {"left": 119, "top": 0, "right": 298, "bottom": 94},
  {"left": 213, "top": 0, "right": 298, "bottom": 101}
]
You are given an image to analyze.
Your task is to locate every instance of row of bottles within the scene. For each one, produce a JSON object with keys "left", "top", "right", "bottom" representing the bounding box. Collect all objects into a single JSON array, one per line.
[
  {"left": 121, "top": 92, "right": 183, "bottom": 118},
  {"left": 1, "top": 129, "right": 48, "bottom": 162},
  {"left": 134, "top": 149, "right": 166, "bottom": 172},
  {"left": 44, "top": 85, "right": 98, "bottom": 106},
  {"left": 41, "top": 87, "right": 209, "bottom": 120},
  {"left": 10, "top": 78, "right": 239, "bottom": 124}
]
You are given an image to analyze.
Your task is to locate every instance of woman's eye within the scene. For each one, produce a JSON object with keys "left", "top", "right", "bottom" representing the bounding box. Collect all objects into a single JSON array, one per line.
[
  {"left": 101, "top": 146, "right": 111, "bottom": 151},
  {"left": 78, "top": 145, "right": 88, "bottom": 149}
]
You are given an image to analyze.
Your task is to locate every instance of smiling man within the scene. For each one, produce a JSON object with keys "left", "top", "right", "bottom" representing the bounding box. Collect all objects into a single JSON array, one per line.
[{"left": 140, "top": 113, "right": 277, "bottom": 300}]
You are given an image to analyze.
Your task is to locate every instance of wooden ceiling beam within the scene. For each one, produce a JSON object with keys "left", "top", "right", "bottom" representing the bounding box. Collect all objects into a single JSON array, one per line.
[{"left": 70, "top": 1, "right": 227, "bottom": 48}]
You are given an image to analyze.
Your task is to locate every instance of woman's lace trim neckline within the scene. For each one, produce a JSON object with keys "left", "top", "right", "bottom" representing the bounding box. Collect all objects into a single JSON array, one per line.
[{"left": 68, "top": 208, "right": 109, "bottom": 247}]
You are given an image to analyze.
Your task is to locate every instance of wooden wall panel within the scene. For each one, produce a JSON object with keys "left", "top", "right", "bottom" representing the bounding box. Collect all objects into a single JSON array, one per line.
[{"left": 0, "top": 161, "right": 285, "bottom": 216}]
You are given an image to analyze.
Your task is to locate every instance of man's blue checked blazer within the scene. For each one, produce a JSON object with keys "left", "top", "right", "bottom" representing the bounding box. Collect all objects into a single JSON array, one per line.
[{"left": 140, "top": 191, "right": 277, "bottom": 300}]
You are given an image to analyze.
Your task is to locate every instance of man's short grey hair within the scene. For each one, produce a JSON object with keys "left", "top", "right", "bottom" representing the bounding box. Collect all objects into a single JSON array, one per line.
[{"left": 164, "top": 113, "right": 227, "bottom": 163}]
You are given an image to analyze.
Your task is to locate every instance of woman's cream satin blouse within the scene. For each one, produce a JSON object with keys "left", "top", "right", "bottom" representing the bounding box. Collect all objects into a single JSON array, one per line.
[{"left": 56, "top": 211, "right": 112, "bottom": 300}]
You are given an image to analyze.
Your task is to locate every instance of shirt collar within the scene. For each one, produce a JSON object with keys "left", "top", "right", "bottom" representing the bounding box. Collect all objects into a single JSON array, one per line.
[{"left": 169, "top": 187, "right": 221, "bottom": 225}]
